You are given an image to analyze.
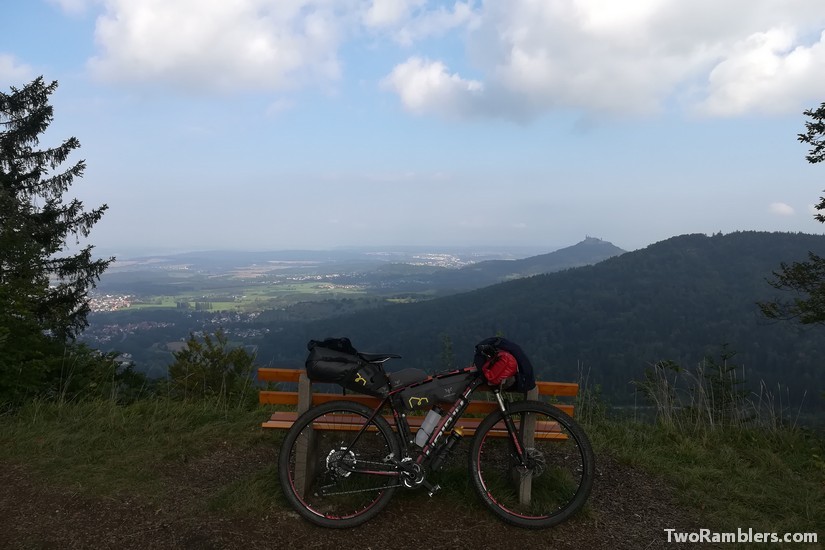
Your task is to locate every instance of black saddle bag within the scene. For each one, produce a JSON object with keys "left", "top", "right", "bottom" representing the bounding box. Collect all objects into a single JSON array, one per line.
[{"left": 305, "top": 338, "right": 390, "bottom": 398}]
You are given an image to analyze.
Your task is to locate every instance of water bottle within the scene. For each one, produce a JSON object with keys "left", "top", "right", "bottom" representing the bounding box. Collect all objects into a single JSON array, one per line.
[
  {"left": 415, "top": 406, "right": 443, "bottom": 447},
  {"left": 431, "top": 427, "right": 464, "bottom": 471}
]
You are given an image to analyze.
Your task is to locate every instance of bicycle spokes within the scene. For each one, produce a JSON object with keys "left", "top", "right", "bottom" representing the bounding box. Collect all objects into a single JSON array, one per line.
[
  {"left": 471, "top": 403, "right": 593, "bottom": 527},
  {"left": 284, "top": 409, "right": 399, "bottom": 522}
]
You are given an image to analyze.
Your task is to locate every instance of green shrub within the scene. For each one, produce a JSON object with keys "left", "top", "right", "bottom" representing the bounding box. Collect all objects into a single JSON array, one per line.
[{"left": 166, "top": 330, "right": 258, "bottom": 409}]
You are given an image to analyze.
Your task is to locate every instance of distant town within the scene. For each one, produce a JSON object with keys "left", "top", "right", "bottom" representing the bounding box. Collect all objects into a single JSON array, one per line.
[{"left": 89, "top": 294, "right": 132, "bottom": 312}]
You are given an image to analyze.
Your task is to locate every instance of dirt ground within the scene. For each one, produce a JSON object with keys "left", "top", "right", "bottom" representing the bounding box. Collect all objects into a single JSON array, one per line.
[{"left": 0, "top": 445, "right": 704, "bottom": 550}]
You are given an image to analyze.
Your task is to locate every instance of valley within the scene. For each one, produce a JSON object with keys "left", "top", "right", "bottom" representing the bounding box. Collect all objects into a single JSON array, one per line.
[{"left": 80, "top": 233, "right": 825, "bottom": 413}]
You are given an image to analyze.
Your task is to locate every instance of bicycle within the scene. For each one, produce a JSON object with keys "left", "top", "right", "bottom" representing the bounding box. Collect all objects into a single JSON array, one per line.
[{"left": 278, "top": 350, "right": 595, "bottom": 529}]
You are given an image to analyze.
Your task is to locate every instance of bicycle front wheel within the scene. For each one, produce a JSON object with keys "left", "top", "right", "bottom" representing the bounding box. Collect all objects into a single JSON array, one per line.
[
  {"left": 469, "top": 400, "right": 595, "bottom": 529},
  {"left": 278, "top": 401, "right": 401, "bottom": 528}
]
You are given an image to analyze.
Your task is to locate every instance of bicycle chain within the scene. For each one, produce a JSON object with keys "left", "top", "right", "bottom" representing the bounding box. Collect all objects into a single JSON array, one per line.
[
  {"left": 319, "top": 454, "right": 411, "bottom": 496},
  {"left": 319, "top": 482, "right": 402, "bottom": 496}
]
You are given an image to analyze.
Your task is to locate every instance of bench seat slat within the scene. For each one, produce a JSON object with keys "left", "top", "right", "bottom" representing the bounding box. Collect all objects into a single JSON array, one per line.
[
  {"left": 259, "top": 391, "right": 574, "bottom": 416},
  {"left": 263, "top": 411, "right": 566, "bottom": 439},
  {"left": 262, "top": 421, "right": 566, "bottom": 439}
]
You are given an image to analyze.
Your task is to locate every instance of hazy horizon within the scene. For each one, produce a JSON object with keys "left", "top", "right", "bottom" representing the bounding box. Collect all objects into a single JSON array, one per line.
[
  {"left": 94, "top": 229, "right": 825, "bottom": 262},
  {"left": 98, "top": 239, "right": 575, "bottom": 260}
]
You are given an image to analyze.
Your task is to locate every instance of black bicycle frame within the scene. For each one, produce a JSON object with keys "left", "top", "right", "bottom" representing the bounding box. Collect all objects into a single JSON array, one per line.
[{"left": 338, "top": 370, "right": 530, "bottom": 478}]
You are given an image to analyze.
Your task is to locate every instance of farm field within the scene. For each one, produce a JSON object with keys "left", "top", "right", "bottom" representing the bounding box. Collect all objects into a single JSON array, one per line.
[
  {"left": 125, "top": 281, "right": 367, "bottom": 312},
  {"left": 94, "top": 265, "right": 373, "bottom": 313}
]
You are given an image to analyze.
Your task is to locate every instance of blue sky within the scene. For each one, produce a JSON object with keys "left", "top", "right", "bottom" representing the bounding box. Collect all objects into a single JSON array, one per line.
[{"left": 2, "top": 0, "right": 825, "bottom": 257}]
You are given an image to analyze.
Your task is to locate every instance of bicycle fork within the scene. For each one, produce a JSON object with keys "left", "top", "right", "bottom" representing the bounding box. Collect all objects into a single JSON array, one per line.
[{"left": 492, "top": 389, "right": 530, "bottom": 468}]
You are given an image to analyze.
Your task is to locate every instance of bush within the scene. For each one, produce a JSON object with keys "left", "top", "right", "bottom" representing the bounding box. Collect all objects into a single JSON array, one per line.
[
  {"left": 0, "top": 329, "right": 149, "bottom": 410},
  {"left": 166, "top": 330, "right": 258, "bottom": 409}
]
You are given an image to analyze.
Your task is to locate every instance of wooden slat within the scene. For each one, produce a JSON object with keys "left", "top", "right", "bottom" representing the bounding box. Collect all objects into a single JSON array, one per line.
[
  {"left": 257, "top": 368, "right": 579, "bottom": 397},
  {"left": 535, "top": 381, "right": 579, "bottom": 397},
  {"left": 261, "top": 419, "right": 568, "bottom": 439},
  {"left": 268, "top": 411, "right": 300, "bottom": 422},
  {"left": 264, "top": 411, "right": 567, "bottom": 438},
  {"left": 259, "top": 391, "right": 383, "bottom": 407},
  {"left": 267, "top": 412, "right": 559, "bottom": 431},
  {"left": 257, "top": 368, "right": 301, "bottom": 383},
  {"left": 262, "top": 420, "right": 300, "bottom": 429},
  {"left": 259, "top": 391, "right": 573, "bottom": 417}
]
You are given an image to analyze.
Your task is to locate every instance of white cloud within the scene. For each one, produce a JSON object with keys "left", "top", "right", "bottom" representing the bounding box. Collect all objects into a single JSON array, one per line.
[
  {"left": 56, "top": 0, "right": 825, "bottom": 118},
  {"left": 362, "top": 0, "right": 423, "bottom": 30},
  {"left": 769, "top": 202, "right": 795, "bottom": 216},
  {"left": 384, "top": 0, "right": 825, "bottom": 119},
  {"left": 362, "top": 1, "right": 478, "bottom": 46},
  {"left": 87, "top": 0, "right": 353, "bottom": 93},
  {"left": 0, "top": 54, "right": 35, "bottom": 87},
  {"left": 381, "top": 57, "right": 482, "bottom": 115},
  {"left": 81, "top": 0, "right": 478, "bottom": 94},
  {"left": 393, "top": 1, "right": 478, "bottom": 46},
  {"left": 698, "top": 29, "right": 825, "bottom": 116}
]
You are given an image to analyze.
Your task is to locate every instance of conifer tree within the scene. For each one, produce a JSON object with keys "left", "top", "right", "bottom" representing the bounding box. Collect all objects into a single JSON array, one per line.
[
  {"left": 0, "top": 77, "right": 112, "bottom": 338},
  {"left": 1, "top": 77, "right": 113, "bottom": 404},
  {"left": 759, "top": 103, "right": 825, "bottom": 325}
]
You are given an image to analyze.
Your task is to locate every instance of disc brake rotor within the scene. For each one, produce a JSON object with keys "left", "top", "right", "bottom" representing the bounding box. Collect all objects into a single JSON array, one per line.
[{"left": 516, "top": 448, "right": 546, "bottom": 478}]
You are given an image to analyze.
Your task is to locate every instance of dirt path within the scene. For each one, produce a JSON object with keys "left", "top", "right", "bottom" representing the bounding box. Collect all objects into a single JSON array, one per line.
[{"left": 0, "top": 446, "right": 702, "bottom": 550}]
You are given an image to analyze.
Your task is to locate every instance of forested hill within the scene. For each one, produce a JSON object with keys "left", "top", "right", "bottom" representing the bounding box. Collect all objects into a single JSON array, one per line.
[
  {"left": 430, "top": 237, "right": 626, "bottom": 288},
  {"left": 363, "top": 237, "right": 625, "bottom": 292},
  {"left": 258, "top": 232, "right": 825, "bottom": 409}
]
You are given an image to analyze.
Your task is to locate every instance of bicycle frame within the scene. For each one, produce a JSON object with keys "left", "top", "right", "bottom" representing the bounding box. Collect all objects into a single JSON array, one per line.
[{"left": 336, "top": 368, "right": 530, "bottom": 482}]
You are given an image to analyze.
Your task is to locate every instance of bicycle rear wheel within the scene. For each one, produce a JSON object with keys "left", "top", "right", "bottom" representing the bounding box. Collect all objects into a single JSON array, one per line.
[
  {"left": 468, "top": 400, "right": 594, "bottom": 529},
  {"left": 278, "top": 401, "right": 401, "bottom": 528}
]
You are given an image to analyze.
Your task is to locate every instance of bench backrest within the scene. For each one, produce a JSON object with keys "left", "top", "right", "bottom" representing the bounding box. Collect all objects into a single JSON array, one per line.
[{"left": 257, "top": 368, "right": 578, "bottom": 417}]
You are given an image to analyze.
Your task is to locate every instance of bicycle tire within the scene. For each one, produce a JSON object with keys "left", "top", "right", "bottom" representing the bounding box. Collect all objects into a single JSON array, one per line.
[
  {"left": 278, "top": 400, "right": 401, "bottom": 528},
  {"left": 468, "top": 400, "right": 595, "bottom": 529}
]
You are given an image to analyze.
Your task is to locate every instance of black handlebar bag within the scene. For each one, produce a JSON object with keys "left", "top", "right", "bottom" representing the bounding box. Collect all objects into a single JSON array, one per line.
[{"left": 305, "top": 338, "right": 389, "bottom": 398}]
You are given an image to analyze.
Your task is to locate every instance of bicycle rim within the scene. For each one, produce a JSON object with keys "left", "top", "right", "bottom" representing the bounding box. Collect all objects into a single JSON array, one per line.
[
  {"left": 279, "top": 402, "right": 400, "bottom": 528},
  {"left": 470, "top": 401, "right": 594, "bottom": 529}
]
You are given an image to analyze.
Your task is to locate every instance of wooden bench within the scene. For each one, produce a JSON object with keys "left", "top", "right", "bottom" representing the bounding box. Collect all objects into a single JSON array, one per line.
[
  {"left": 260, "top": 367, "right": 579, "bottom": 504},
  {"left": 258, "top": 367, "right": 578, "bottom": 435}
]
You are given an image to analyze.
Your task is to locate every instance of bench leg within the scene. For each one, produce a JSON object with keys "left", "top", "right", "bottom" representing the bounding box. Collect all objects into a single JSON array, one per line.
[
  {"left": 517, "top": 387, "right": 539, "bottom": 506},
  {"left": 293, "top": 429, "right": 317, "bottom": 499},
  {"left": 293, "top": 373, "right": 316, "bottom": 499},
  {"left": 297, "top": 372, "right": 312, "bottom": 414}
]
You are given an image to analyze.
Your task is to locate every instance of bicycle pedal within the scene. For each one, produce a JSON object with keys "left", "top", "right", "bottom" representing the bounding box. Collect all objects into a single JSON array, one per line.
[{"left": 423, "top": 481, "right": 441, "bottom": 497}]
